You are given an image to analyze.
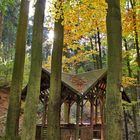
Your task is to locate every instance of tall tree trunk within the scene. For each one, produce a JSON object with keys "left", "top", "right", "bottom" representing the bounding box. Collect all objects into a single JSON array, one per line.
[
  {"left": 124, "top": 39, "right": 132, "bottom": 77},
  {"left": 123, "top": 38, "right": 131, "bottom": 140},
  {"left": 132, "top": 105, "right": 139, "bottom": 140},
  {"left": 129, "top": 1, "right": 139, "bottom": 139},
  {"left": 21, "top": 0, "right": 46, "bottom": 139},
  {"left": 105, "top": 0, "right": 123, "bottom": 140},
  {"left": 5, "top": 0, "right": 29, "bottom": 139},
  {"left": 123, "top": 107, "right": 129, "bottom": 140},
  {"left": 0, "top": 12, "right": 3, "bottom": 44},
  {"left": 124, "top": 37, "right": 139, "bottom": 140},
  {"left": 132, "top": 85, "right": 139, "bottom": 140},
  {"left": 130, "top": 0, "right": 140, "bottom": 85},
  {"left": 47, "top": 1, "right": 64, "bottom": 140},
  {"left": 94, "top": 34, "right": 99, "bottom": 69},
  {"left": 89, "top": 36, "right": 96, "bottom": 69},
  {"left": 97, "top": 27, "right": 102, "bottom": 69}
]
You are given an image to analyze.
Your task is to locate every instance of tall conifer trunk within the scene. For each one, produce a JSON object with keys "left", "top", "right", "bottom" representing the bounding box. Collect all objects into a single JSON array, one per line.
[
  {"left": 105, "top": 0, "right": 123, "bottom": 140},
  {"left": 5, "top": 0, "right": 29, "bottom": 139},
  {"left": 47, "top": 1, "right": 64, "bottom": 140},
  {"left": 21, "top": 0, "right": 46, "bottom": 140}
]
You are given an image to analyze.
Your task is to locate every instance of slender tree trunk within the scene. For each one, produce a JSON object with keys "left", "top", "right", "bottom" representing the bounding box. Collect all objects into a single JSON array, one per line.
[
  {"left": 132, "top": 105, "right": 139, "bottom": 140},
  {"left": 47, "top": 1, "right": 64, "bottom": 140},
  {"left": 130, "top": 0, "right": 140, "bottom": 85},
  {"left": 128, "top": 1, "right": 139, "bottom": 139},
  {"left": 131, "top": 86, "right": 139, "bottom": 140},
  {"left": 89, "top": 36, "right": 96, "bottom": 69},
  {"left": 124, "top": 39, "right": 132, "bottom": 77},
  {"left": 5, "top": 0, "right": 29, "bottom": 139},
  {"left": 0, "top": 12, "right": 3, "bottom": 44},
  {"left": 124, "top": 37, "right": 139, "bottom": 139},
  {"left": 21, "top": 0, "right": 46, "bottom": 139},
  {"left": 134, "top": 30, "right": 140, "bottom": 83},
  {"left": 123, "top": 108, "right": 129, "bottom": 140},
  {"left": 94, "top": 34, "right": 99, "bottom": 69},
  {"left": 105, "top": 0, "right": 123, "bottom": 140},
  {"left": 97, "top": 27, "right": 102, "bottom": 69},
  {"left": 123, "top": 38, "right": 131, "bottom": 140}
]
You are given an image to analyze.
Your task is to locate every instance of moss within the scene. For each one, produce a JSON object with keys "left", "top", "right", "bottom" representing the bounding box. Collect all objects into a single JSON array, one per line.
[
  {"left": 21, "top": 0, "right": 46, "bottom": 140},
  {"left": 105, "top": 0, "right": 123, "bottom": 140},
  {"left": 47, "top": 2, "right": 64, "bottom": 140},
  {"left": 5, "top": 0, "right": 29, "bottom": 139}
]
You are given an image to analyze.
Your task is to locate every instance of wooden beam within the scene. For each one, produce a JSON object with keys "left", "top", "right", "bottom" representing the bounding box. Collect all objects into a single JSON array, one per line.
[
  {"left": 75, "top": 98, "right": 80, "bottom": 140},
  {"left": 90, "top": 100, "right": 94, "bottom": 139},
  {"left": 100, "top": 99, "right": 105, "bottom": 140},
  {"left": 64, "top": 102, "right": 71, "bottom": 123},
  {"left": 81, "top": 101, "right": 83, "bottom": 124},
  {"left": 95, "top": 99, "right": 98, "bottom": 124},
  {"left": 41, "top": 94, "right": 47, "bottom": 139},
  {"left": 90, "top": 101, "right": 94, "bottom": 127}
]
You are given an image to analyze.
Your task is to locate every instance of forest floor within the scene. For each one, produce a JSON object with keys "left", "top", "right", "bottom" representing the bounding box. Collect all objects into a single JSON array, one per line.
[
  {"left": 0, "top": 88, "right": 140, "bottom": 139},
  {"left": 0, "top": 88, "right": 9, "bottom": 136}
]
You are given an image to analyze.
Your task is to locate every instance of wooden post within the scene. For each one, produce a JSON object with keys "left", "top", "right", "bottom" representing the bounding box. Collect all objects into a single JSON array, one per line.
[
  {"left": 100, "top": 102, "right": 103, "bottom": 140},
  {"left": 75, "top": 98, "right": 80, "bottom": 140},
  {"left": 90, "top": 100, "right": 94, "bottom": 139},
  {"left": 41, "top": 94, "right": 48, "bottom": 140},
  {"left": 100, "top": 96, "right": 105, "bottom": 140},
  {"left": 64, "top": 102, "right": 71, "bottom": 123},
  {"left": 95, "top": 99, "right": 98, "bottom": 124},
  {"left": 81, "top": 101, "right": 83, "bottom": 124}
]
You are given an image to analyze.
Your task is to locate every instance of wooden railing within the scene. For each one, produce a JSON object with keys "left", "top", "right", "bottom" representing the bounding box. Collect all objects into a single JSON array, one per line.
[{"left": 36, "top": 124, "right": 101, "bottom": 140}]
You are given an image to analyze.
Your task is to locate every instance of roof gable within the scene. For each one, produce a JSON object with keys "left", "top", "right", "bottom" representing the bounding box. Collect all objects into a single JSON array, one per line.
[{"left": 61, "top": 69, "right": 107, "bottom": 95}]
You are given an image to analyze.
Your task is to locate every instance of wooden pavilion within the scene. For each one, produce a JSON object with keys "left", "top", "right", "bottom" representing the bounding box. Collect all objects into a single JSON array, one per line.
[{"left": 22, "top": 68, "right": 130, "bottom": 140}]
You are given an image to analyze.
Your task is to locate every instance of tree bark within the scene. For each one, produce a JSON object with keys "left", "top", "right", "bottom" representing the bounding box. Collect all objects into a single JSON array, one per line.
[
  {"left": 97, "top": 27, "right": 102, "bottom": 69},
  {"left": 47, "top": 1, "right": 64, "bottom": 140},
  {"left": 123, "top": 38, "right": 131, "bottom": 140},
  {"left": 94, "top": 35, "right": 99, "bottom": 69},
  {"left": 132, "top": 106, "right": 139, "bottom": 140},
  {"left": 128, "top": 1, "right": 139, "bottom": 139},
  {"left": 123, "top": 108, "right": 129, "bottom": 140},
  {"left": 21, "top": 0, "right": 46, "bottom": 140},
  {"left": 124, "top": 38, "right": 132, "bottom": 77},
  {"left": 129, "top": 0, "right": 140, "bottom": 84},
  {"left": 89, "top": 36, "right": 96, "bottom": 69},
  {"left": 5, "top": 0, "right": 29, "bottom": 139},
  {"left": 105, "top": 0, "right": 123, "bottom": 140},
  {"left": 131, "top": 86, "right": 139, "bottom": 140},
  {"left": 0, "top": 12, "right": 3, "bottom": 44}
]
